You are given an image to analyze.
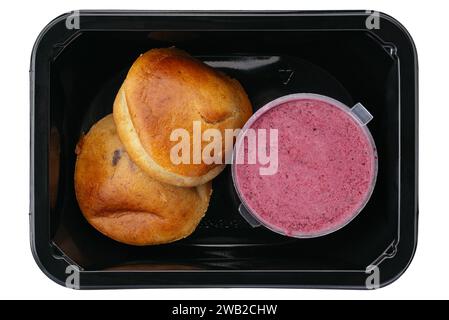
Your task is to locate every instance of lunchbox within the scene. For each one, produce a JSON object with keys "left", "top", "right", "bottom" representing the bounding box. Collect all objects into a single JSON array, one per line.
[{"left": 30, "top": 10, "right": 418, "bottom": 289}]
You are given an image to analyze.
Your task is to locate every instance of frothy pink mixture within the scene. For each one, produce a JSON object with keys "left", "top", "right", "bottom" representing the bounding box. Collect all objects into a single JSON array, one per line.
[{"left": 235, "top": 99, "right": 376, "bottom": 236}]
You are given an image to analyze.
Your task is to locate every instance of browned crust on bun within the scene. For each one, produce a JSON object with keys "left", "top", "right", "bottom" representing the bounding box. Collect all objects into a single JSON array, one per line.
[
  {"left": 113, "top": 48, "right": 252, "bottom": 187},
  {"left": 74, "top": 115, "right": 212, "bottom": 246}
]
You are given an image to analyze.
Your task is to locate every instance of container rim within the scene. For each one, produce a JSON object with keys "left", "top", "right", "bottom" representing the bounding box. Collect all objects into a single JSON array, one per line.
[{"left": 30, "top": 10, "right": 418, "bottom": 289}]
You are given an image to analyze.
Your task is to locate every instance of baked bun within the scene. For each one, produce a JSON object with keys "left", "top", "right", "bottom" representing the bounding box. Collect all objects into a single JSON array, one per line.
[
  {"left": 74, "top": 115, "right": 212, "bottom": 246},
  {"left": 113, "top": 48, "right": 252, "bottom": 187}
]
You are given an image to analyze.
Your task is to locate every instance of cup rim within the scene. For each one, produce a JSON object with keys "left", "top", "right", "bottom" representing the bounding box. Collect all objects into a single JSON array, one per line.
[{"left": 231, "top": 93, "right": 379, "bottom": 239}]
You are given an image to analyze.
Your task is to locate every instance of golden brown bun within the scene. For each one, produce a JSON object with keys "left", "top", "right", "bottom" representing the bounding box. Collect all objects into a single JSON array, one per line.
[
  {"left": 113, "top": 48, "right": 252, "bottom": 187},
  {"left": 74, "top": 115, "right": 212, "bottom": 246}
]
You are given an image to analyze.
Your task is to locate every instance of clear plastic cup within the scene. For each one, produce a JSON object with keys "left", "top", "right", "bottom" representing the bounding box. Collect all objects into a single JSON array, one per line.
[{"left": 232, "top": 93, "right": 378, "bottom": 238}]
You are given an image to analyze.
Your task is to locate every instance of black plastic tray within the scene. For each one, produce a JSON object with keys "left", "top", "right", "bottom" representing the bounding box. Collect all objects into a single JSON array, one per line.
[{"left": 30, "top": 10, "right": 418, "bottom": 289}]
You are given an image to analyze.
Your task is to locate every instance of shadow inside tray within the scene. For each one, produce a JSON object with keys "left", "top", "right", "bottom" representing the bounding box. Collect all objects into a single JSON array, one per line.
[{"left": 50, "top": 30, "right": 399, "bottom": 271}]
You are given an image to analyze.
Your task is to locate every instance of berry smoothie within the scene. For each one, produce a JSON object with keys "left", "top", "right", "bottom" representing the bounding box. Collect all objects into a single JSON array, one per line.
[{"left": 233, "top": 94, "right": 377, "bottom": 237}]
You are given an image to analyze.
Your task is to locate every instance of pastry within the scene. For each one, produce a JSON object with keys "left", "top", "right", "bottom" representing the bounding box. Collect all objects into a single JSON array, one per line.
[
  {"left": 74, "top": 115, "right": 212, "bottom": 245},
  {"left": 113, "top": 48, "right": 252, "bottom": 187}
]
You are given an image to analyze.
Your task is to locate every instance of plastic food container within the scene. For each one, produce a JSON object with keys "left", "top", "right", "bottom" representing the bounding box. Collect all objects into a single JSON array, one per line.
[
  {"left": 233, "top": 93, "right": 378, "bottom": 238},
  {"left": 30, "top": 10, "right": 418, "bottom": 289}
]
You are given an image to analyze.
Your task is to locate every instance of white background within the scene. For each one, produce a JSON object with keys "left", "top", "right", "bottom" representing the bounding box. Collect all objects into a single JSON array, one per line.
[{"left": 0, "top": 0, "right": 445, "bottom": 300}]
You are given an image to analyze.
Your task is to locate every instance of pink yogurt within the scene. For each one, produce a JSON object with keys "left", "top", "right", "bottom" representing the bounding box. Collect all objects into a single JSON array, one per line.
[{"left": 233, "top": 94, "right": 377, "bottom": 238}]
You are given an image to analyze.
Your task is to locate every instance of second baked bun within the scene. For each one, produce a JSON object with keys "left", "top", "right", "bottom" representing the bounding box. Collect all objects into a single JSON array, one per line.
[
  {"left": 75, "top": 115, "right": 212, "bottom": 246},
  {"left": 113, "top": 48, "right": 253, "bottom": 187}
]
